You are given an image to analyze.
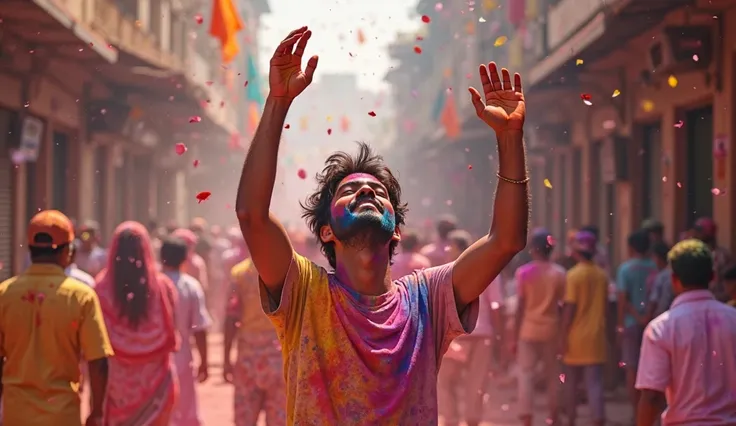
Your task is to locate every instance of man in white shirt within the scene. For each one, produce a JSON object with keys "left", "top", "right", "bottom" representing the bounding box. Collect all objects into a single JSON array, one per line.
[
  {"left": 636, "top": 239, "right": 736, "bottom": 425},
  {"left": 65, "top": 240, "right": 96, "bottom": 287}
]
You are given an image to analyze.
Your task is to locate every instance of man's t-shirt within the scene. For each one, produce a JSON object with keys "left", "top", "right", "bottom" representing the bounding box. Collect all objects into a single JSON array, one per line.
[
  {"left": 516, "top": 260, "right": 566, "bottom": 342},
  {"left": 259, "top": 253, "right": 479, "bottom": 424},
  {"left": 563, "top": 262, "right": 608, "bottom": 365},
  {"left": 0, "top": 264, "right": 113, "bottom": 425},
  {"left": 616, "top": 258, "right": 658, "bottom": 327},
  {"left": 649, "top": 268, "right": 674, "bottom": 318}
]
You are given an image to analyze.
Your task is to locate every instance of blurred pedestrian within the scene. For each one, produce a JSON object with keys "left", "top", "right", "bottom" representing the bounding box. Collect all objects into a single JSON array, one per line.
[
  {"left": 515, "top": 230, "right": 566, "bottom": 426},
  {"left": 692, "top": 217, "right": 732, "bottom": 301},
  {"left": 636, "top": 239, "right": 736, "bottom": 425},
  {"left": 76, "top": 220, "right": 108, "bottom": 278},
  {"left": 642, "top": 218, "right": 666, "bottom": 247},
  {"left": 561, "top": 230, "right": 608, "bottom": 426},
  {"left": 390, "top": 229, "right": 431, "bottom": 280},
  {"left": 66, "top": 240, "right": 96, "bottom": 288},
  {"left": 0, "top": 210, "right": 112, "bottom": 426},
  {"left": 161, "top": 237, "right": 211, "bottom": 426},
  {"left": 173, "top": 228, "right": 209, "bottom": 294},
  {"left": 647, "top": 242, "right": 673, "bottom": 320},
  {"left": 95, "top": 222, "right": 179, "bottom": 425},
  {"left": 420, "top": 214, "right": 458, "bottom": 266}
]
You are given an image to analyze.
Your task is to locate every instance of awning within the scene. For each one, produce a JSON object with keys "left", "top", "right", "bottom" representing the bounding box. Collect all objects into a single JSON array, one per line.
[
  {"left": 527, "top": 0, "right": 695, "bottom": 90},
  {"left": 0, "top": 0, "right": 118, "bottom": 63}
]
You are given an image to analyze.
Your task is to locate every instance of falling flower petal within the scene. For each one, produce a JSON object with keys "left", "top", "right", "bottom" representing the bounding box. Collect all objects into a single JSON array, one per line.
[
  {"left": 297, "top": 169, "right": 307, "bottom": 180},
  {"left": 421, "top": 15, "right": 431, "bottom": 23},
  {"left": 244, "top": 80, "right": 249, "bottom": 87},
  {"left": 414, "top": 46, "right": 422, "bottom": 54},
  {"left": 195, "top": 191, "right": 211, "bottom": 203},
  {"left": 547, "top": 235, "right": 556, "bottom": 246},
  {"left": 693, "top": 54, "right": 699, "bottom": 62},
  {"left": 327, "top": 128, "right": 332, "bottom": 135},
  {"left": 711, "top": 188, "right": 722, "bottom": 196},
  {"left": 559, "top": 374, "right": 566, "bottom": 383},
  {"left": 194, "top": 14, "right": 203, "bottom": 24},
  {"left": 284, "top": 124, "right": 290, "bottom": 129},
  {"left": 667, "top": 75, "right": 678, "bottom": 88},
  {"left": 357, "top": 29, "right": 366, "bottom": 44},
  {"left": 434, "top": 2, "right": 443, "bottom": 11},
  {"left": 368, "top": 111, "right": 376, "bottom": 117},
  {"left": 612, "top": 89, "right": 621, "bottom": 97},
  {"left": 478, "top": 17, "right": 486, "bottom": 23},
  {"left": 189, "top": 116, "right": 202, "bottom": 123},
  {"left": 544, "top": 179, "right": 553, "bottom": 189},
  {"left": 493, "top": 36, "right": 507, "bottom": 47},
  {"left": 674, "top": 120, "right": 684, "bottom": 128},
  {"left": 580, "top": 93, "right": 592, "bottom": 106},
  {"left": 193, "top": 159, "right": 199, "bottom": 167},
  {"left": 467, "top": 164, "right": 473, "bottom": 170},
  {"left": 174, "top": 143, "right": 187, "bottom": 155},
  {"left": 576, "top": 59, "right": 584, "bottom": 66}
]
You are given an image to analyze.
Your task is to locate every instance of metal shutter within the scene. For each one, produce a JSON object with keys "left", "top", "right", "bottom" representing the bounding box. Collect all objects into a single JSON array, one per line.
[{"left": 0, "top": 109, "right": 14, "bottom": 280}]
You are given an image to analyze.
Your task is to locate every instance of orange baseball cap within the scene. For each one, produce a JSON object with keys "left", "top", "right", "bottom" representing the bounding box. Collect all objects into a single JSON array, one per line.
[{"left": 27, "top": 210, "right": 75, "bottom": 248}]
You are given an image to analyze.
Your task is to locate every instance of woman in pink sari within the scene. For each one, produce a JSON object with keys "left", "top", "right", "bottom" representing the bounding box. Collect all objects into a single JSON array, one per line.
[{"left": 95, "top": 221, "right": 179, "bottom": 426}]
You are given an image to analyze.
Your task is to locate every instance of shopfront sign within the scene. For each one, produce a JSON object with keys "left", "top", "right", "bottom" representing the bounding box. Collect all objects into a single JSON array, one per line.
[{"left": 16, "top": 115, "right": 44, "bottom": 163}]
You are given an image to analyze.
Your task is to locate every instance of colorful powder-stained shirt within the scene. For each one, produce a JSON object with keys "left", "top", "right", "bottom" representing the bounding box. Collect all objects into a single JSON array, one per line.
[{"left": 259, "top": 253, "right": 478, "bottom": 425}]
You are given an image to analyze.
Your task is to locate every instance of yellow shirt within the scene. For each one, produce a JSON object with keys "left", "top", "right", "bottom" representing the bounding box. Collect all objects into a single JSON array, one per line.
[
  {"left": 563, "top": 261, "right": 608, "bottom": 365},
  {"left": 0, "top": 264, "right": 114, "bottom": 425},
  {"left": 231, "top": 259, "right": 274, "bottom": 333}
]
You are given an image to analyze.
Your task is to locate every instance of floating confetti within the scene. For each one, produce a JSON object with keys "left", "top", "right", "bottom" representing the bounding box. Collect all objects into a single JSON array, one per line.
[
  {"left": 693, "top": 54, "right": 699, "bottom": 62},
  {"left": 357, "top": 29, "right": 366, "bottom": 44},
  {"left": 368, "top": 111, "right": 376, "bottom": 117},
  {"left": 612, "top": 89, "right": 621, "bottom": 97},
  {"left": 641, "top": 100, "right": 654, "bottom": 112},
  {"left": 674, "top": 120, "right": 684, "bottom": 128},
  {"left": 543, "top": 179, "right": 553, "bottom": 189},
  {"left": 195, "top": 191, "right": 211, "bottom": 204},
  {"left": 327, "top": 128, "right": 332, "bottom": 135},
  {"left": 667, "top": 75, "right": 678, "bottom": 88},
  {"left": 559, "top": 374, "right": 565, "bottom": 383},
  {"left": 547, "top": 235, "right": 556, "bottom": 246},
  {"left": 478, "top": 17, "right": 486, "bottom": 23},
  {"left": 434, "top": 2, "right": 443, "bottom": 11},
  {"left": 580, "top": 93, "right": 592, "bottom": 106},
  {"left": 284, "top": 124, "right": 290, "bottom": 129},
  {"left": 421, "top": 15, "right": 431, "bottom": 23},
  {"left": 189, "top": 116, "right": 202, "bottom": 123},
  {"left": 414, "top": 46, "right": 422, "bottom": 54},
  {"left": 711, "top": 188, "right": 723, "bottom": 196},
  {"left": 193, "top": 160, "right": 200, "bottom": 168},
  {"left": 174, "top": 143, "right": 187, "bottom": 155},
  {"left": 297, "top": 169, "right": 307, "bottom": 180},
  {"left": 576, "top": 59, "right": 584, "bottom": 66},
  {"left": 467, "top": 165, "right": 472, "bottom": 170},
  {"left": 493, "top": 36, "right": 507, "bottom": 47},
  {"left": 244, "top": 80, "right": 249, "bottom": 87},
  {"left": 194, "top": 14, "right": 203, "bottom": 24}
]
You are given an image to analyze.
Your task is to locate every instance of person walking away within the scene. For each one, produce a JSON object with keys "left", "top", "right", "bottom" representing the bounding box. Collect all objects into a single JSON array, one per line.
[
  {"left": 76, "top": 221, "right": 108, "bottom": 278},
  {"left": 560, "top": 231, "right": 608, "bottom": 426},
  {"left": 66, "top": 239, "right": 96, "bottom": 287},
  {"left": 95, "top": 221, "right": 179, "bottom": 425},
  {"left": 0, "top": 210, "right": 112, "bottom": 426},
  {"left": 636, "top": 239, "right": 736, "bottom": 425},
  {"left": 616, "top": 229, "right": 658, "bottom": 415},
  {"left": 692, "top": 217, "right": 732, "bottom": 302},
  {"left": 390, "top": 229, "right": 431, "bottom": 280},
  {"left": 224, "top": 257, "right": 286, "bottom": 425},
  {"left": 514, "top": 229, "right": 566, "bottom": 426},
  {"left": 437, "top": 230, "right": 505, "bottom": 426},
  {"left": 173, "top": 228, "right": 210, "bottom": 294},
  {"left": 723, "top": 264, "right": 736, "bottom": 307},
  {"left": 555, "top": 229, "right": 579, "bottom": 271},
  {"left": 420, "top": 215, "right": 458, "bottom": 266},
  {"left": 646, "top": 242, "right": 674, "bottom": 320},
  {"left": 642, "top": 219, "right": 667, "bottom": 247},
  {"left": 236, "top": 26, "right": 529, "bottom": 424},
  {"left": 161, "top": 238, "right": 211, "bottom": 426}
]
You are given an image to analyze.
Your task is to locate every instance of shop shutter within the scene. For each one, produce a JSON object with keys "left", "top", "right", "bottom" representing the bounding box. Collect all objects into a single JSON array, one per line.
[{"left": 0, "top": 109, "right": 14, "bottom": 280}]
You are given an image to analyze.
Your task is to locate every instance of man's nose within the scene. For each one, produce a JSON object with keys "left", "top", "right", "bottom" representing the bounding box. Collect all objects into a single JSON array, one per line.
[{"left": 357, "top": 186, "right": 375, "bottom": 197}]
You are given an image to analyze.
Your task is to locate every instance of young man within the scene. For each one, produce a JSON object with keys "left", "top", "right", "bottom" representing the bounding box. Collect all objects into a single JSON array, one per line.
[
  {"left": 692, "top": 217, "right": 732, "bottom": 302},
  {"left": 636, "top": 239, "right": 736, "bottom": 425},
  {"left": 0, "top": 210, "right": 113, "bottom": 426},
  {"left": 75, "top": 220, "right": 108, "bottom": 278},
  {"left": 224, "top": 255, "right": 286, "bottom": 425},
  {"left": 515, "top": 229, "right": 566, "bottom": 426},
  {"left": 420, "top": 215, "right": 458, "bottom": 266},
  {"left": 235, "top": 26, "right": 528, "bottom": 424},
  {"left": 647, "top": 242, "right": 673, "bottom": 320},
  {"left": 561, "top": 231, "right": 608, "bottom": 426},
  {"left": 160, "top": 237, "right": 211, "bottom": 426},
  {"left": 66, "top": 240, "right": 96, "bottom": 288},
  {"left": 391, "top": 229, "right": 432, "bottom": 280},
  {"left": 616, "top": 229, "right": 658, "bottom": 413}
]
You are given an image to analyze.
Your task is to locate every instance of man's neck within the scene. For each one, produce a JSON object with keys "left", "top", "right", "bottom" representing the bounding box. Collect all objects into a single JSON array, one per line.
[{"left": 334, "top": 248, "right": 392, "bottom": 296}]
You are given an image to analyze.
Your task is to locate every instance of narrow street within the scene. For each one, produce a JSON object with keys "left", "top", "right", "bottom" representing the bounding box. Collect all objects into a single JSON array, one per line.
[{"left": 84, "top": 334, "right": 633, "bottom": 425}]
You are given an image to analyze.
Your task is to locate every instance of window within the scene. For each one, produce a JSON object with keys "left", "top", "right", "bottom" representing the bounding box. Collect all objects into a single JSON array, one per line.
[
  {"left": 52, "top": 132, "right": 69, "bottom": 212},
  {"left": 686, "top": 106, "right": 714, "bottom": 223}
]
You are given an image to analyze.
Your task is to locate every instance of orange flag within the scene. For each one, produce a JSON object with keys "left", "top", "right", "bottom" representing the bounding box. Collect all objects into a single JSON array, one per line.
[
  {"left": 209, "top": 0, "right": 244, "bottom": 63},
  {"left": 441, "top": 93, "right": 460, "bottom": 139}
]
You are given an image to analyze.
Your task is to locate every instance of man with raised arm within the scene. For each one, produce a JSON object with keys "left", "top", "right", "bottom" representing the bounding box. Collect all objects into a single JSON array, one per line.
[{"left": 235, "top": 26, "right": 529, "bottom": 424}]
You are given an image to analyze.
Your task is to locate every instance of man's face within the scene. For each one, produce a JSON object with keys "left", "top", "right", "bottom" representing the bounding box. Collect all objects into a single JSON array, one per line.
[
  {"left": 80, "top": 230, "right": 96, "bottom": 251},
  {"left": 323, "top": 173, "right": 399, "bottom": 248}
]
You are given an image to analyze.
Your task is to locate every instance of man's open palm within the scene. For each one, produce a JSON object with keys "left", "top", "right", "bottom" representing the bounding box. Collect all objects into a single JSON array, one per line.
[
  {"left": 469, "top": 62, "right": 525, "bottom": 133},
  {"left": 269, "top": 26, "right": 319, "bottom": 100}
]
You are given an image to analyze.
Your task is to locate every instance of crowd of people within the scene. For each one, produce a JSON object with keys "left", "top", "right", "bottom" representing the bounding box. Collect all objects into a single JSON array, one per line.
[{"left": 0, "top": 26, "right": 735, "bottom": 426}]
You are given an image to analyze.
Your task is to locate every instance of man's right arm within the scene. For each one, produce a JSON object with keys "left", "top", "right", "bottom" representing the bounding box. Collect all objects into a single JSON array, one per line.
[
  {"left": 79, "top": 292, "right": 113, "bottom": 422},
  {"left": 235, "top": 96, "right": 294, "bottom": 303}
]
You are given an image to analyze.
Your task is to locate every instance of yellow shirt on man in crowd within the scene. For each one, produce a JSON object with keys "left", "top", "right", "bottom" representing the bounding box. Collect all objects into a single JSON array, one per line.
[
  {"left": 563, "top": 261, "right": 608, "bottom": 365},
  {"left": 0, "top": 264, "right": 113, "bottom": 425}
]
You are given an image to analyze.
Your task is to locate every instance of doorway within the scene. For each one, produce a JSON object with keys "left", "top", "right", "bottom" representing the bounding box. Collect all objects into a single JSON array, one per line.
[
  {"left": 640, "top": 123, "right": 662, "bottom": 222},
  {"left": 685, "top": 106, "right": 713, "bottom": 225}
]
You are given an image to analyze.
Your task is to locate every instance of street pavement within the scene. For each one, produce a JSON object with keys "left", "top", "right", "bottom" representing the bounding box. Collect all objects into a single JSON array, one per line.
[{"left": 84, "top": 334, "right": 634, "bottom": 425}]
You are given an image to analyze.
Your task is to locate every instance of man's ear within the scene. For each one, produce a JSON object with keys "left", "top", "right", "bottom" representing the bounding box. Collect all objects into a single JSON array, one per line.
[
  {"left": 392, "top": 226, "right": 401, "bottom": 243},
  {"left": 320, "top": 225, "right": 335, "bottom": 244}
]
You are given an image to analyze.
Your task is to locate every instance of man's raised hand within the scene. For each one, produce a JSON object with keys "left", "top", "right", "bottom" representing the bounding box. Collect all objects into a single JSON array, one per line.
[
  {"left": 468, "top": 62, "right": 525, "bottom": 134},
  {"left": 269, "top": 27, "right": 319, "bottom": 100}
]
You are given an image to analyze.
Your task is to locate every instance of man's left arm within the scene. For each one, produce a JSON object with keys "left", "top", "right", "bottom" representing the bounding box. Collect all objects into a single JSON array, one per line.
[
  {"left": 635, "top": 323, "right": 670, "bottom": 426},
  {"left": 452, "top": 63, "right": 528, "bottom": 311}
]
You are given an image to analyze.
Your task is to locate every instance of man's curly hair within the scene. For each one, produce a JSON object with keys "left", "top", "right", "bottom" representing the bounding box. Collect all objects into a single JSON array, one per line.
[
  {"left": 668, "top": 239, "right": 713, "bottom": 289},
  {"left": 300, "top": 142, "right": 408, "bottom": 269}
]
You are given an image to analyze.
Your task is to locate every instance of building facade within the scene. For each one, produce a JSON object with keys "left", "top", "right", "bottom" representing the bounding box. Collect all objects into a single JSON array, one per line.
[{"left": 0, "top": 0, "right": 243, "bottom": 278}]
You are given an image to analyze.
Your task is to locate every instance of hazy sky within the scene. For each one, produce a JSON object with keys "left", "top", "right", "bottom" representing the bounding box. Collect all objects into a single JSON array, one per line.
[{"left": 258, "top": 0, "right": 422, "bottom": 92}]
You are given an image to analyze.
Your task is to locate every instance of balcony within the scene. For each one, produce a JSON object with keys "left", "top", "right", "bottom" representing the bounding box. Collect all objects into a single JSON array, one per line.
[
  {"left": 547, "top": 0, "right": 626, "bottom": 50},
  {"left": 91, "top": 0, "right": 183, "bottom": 70}
]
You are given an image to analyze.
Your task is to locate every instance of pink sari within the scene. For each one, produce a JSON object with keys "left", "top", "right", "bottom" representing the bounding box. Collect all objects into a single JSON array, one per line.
[{"left": 95, "top": 222, "right": 179, "bottom": 426}]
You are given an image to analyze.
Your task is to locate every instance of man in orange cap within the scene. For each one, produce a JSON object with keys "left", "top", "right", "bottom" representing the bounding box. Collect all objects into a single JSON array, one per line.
[{"left": 0, "top": 210, "right": 113, "bottom": 426}]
